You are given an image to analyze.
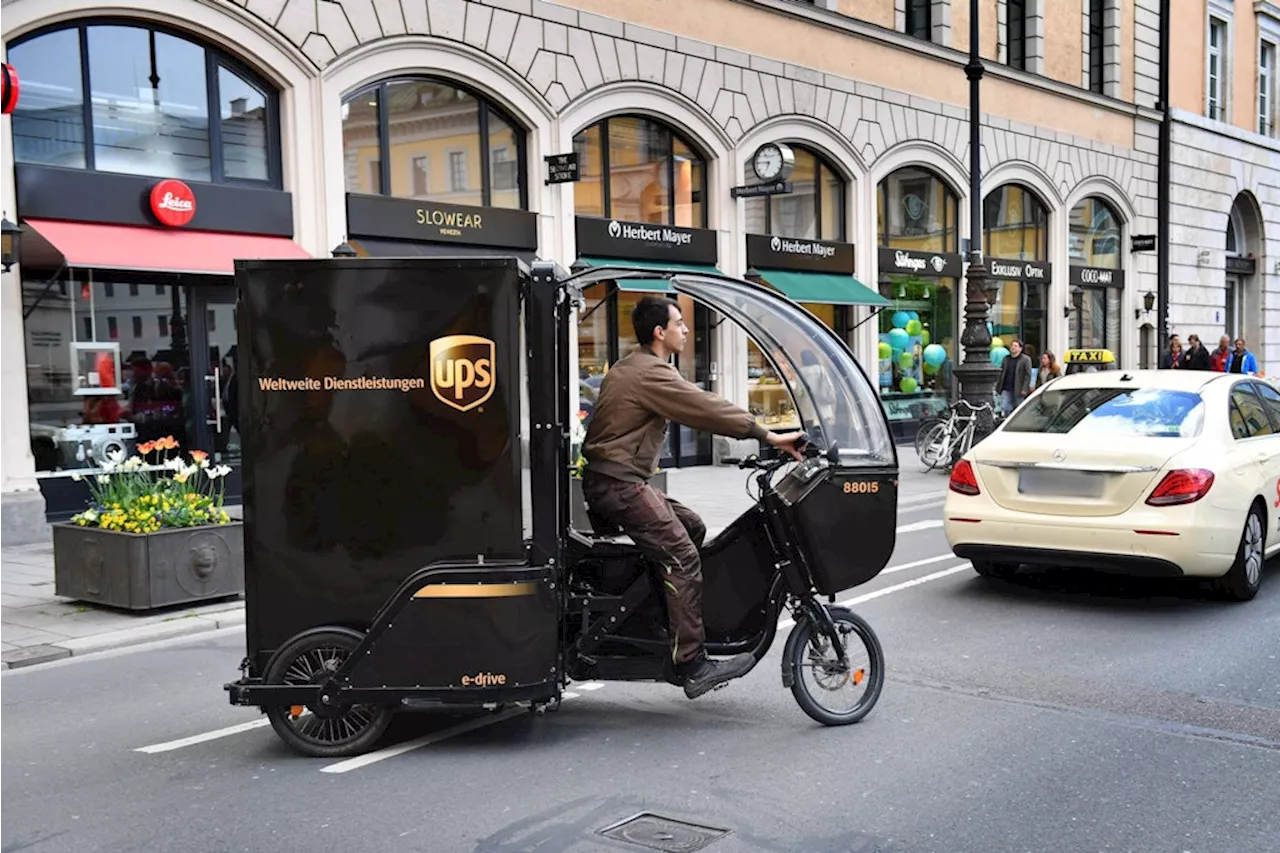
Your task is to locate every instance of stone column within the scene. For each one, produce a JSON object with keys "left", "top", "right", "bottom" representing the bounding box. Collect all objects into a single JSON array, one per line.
[{"left": 0, "top": 98, "right": 48, "bottom": 544}]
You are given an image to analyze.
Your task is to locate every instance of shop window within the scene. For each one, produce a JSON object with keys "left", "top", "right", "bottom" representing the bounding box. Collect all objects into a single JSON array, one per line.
[
  {"left": 1068, "top": 195, "right": 1124, "bottom": 352},
  {"left": 876, "top": 166, "right": 960, "bottom": 422},
  {"left": 744, "top": 144, "right": 849, "bottom": 428},
  {"left": 7, "top": 20, "right": 280, "bottom": 185},
  {"left": 983, "top": 183, "right": 1050, "bottom": 364},
  {"left": 571, "top": 115, "right": 708, "bottom": 227},
  {"left": 341, "top": 77, "right": 528, "bottom": 209}
]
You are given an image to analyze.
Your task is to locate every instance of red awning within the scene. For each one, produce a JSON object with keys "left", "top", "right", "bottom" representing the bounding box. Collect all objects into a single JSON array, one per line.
[{"left": 20, "top": 218, "right": 311, "bottom": 276}]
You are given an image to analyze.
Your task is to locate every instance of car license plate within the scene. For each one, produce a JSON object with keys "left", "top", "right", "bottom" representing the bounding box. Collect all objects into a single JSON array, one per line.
[{"left": 1017, "top": 468, "right": 1104, "bottom": 498}]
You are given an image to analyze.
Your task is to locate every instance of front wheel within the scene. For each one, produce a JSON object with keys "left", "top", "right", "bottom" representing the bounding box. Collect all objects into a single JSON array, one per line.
[
  {"left": 787, "top": 607, "right": 885, "bottom": 726},
  {"left": 917, "top": 422, "right": 950, "bottom": 473},
  {"left": 263, "top": 627, "right": 395, "bottom": 758}
]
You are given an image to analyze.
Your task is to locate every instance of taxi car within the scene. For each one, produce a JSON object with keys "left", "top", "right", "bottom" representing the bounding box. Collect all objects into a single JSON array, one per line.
[{"left": 943, "top": 369, "right": 1280, "bottom": 600}]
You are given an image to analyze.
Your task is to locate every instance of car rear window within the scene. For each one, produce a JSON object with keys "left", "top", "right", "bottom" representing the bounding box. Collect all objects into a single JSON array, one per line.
[{"left": 1002, "top": 387, "right": 1205, "bottom": 437}]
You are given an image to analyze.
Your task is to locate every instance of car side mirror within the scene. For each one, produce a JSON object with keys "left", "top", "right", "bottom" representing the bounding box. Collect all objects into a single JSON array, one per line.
[{"left": 826, "top": 444, "right": 840, "bottom": 465}]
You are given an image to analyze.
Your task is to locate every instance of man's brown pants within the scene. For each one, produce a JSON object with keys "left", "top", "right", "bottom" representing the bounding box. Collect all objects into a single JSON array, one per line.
[{"left": 581, "top": 472, "right": 707, "bottom": 666}]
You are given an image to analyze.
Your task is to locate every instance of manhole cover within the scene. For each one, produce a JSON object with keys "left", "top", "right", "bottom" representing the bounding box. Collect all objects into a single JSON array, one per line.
[{"left": 598, "top": 813, "right": 729, "bottom": 852}]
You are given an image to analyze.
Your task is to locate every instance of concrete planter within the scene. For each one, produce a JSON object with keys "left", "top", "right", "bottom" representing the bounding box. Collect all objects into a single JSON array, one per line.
[
  {"left": 52, "top": 522, "right": 245, "bottom": 611},
  {"left": 570, "top": 472, "right": 668, "bottom": 533}
]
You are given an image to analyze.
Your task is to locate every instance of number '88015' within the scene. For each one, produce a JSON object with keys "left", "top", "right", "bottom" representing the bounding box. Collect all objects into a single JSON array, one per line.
[{"left": 841, "top": 480, "right": 880, "bottom": 495}]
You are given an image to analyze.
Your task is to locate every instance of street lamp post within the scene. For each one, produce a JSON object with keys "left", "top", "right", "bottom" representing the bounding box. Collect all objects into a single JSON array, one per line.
[{"left": 952, "top": 0, "right": 1000, "bottom": 429}]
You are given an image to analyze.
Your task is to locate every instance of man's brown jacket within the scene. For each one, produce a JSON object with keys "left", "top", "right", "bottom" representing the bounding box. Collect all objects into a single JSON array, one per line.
[{"left": 582, "top": 348, "right": 769, "bottom": 483}]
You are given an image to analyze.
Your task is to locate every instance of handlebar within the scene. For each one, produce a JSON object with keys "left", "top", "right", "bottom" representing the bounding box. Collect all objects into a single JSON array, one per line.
[{"left": 722, "top": 432, "right": 820, "bottom": 473}]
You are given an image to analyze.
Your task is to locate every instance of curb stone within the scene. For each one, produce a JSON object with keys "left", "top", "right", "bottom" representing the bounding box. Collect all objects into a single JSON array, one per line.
[{"left": 1, "top": 604, "right": 245, "bottom": 671}]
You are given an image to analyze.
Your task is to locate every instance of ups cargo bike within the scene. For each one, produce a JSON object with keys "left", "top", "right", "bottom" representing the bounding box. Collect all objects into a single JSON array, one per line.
[{"left": 225, "top": 256, "right": 900, "bottom": 757}]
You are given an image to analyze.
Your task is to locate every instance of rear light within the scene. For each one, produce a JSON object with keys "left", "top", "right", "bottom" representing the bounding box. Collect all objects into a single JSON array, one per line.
[
  {"left": 949, "top": 460, "right": 980, "bottom": 496},
  {"left": 1145, "top": 469, "right": 1215, "bottom": 506}
]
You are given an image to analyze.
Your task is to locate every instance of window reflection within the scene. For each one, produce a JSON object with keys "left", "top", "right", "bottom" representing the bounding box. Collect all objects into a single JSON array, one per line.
[
  {"left": 8, "top": 28, "right": 86, "bottom": 168},
  {"left": 1069, "top": 196, "right": 1121, "bottom": 268},
  {"left": 877, "top": 165, "right": 958, "bottom": 252},
  {"left": 571, "top": 115, "right": 707, "bottom": 227},
  {"left": 983, "top": 184, "right": 1049, "bottom": 363},
  {"left": 8, "top": 21, "right": 277, "bottom": 184},
  {"left": 743, "top": 145, "right": 844, "bottom": 241},
  {"left": 218, "top": 67, "right": 269, "bottom": 181},
  {"left": 341, "top": 78, "right": 526, "bottom": 208}
]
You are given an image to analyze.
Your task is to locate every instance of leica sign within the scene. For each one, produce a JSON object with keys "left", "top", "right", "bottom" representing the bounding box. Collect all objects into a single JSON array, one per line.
[{"left": 149, "top": 179, "right": 196, "bottom": 227}]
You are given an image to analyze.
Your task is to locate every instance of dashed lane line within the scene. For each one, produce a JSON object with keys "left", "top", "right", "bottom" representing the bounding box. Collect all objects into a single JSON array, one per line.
[{"left": 135, "top": 720, "right": 271, "bottom": 753}]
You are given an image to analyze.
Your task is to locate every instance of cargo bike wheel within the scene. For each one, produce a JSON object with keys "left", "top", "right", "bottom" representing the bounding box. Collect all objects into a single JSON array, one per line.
[
  {"left": 786, "top": 606, "right": 884, "bottom": 726},
  {"left": 263, "top": 627, "right": 394, "bottom": 758}
]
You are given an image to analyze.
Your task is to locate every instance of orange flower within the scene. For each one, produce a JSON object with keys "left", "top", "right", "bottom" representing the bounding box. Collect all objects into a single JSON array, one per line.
[
  {"left": 154, "top": 436, "right": 179, "bottom": 451},
  {"left": 577, "top": 409, "right": 588, "bottom": 421},
  {"left": 190, "top": 450, "right": 208, "bottom": 463},
  {"left": 137, "top": 441, "right": 155, "bottom": 455}
]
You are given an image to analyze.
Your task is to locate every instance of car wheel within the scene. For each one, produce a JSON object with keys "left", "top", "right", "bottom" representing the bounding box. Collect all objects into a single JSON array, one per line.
[
  {"left": 973, "top": 560, "right": 1018, "bottom": 580},
  {"left": 1212, "top": 504, "right": 1266, "bottom": 602}
]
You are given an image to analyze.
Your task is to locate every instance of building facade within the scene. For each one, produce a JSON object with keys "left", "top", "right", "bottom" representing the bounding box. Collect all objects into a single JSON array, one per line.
[
  {"left": 1165, "top": 0, "right": 1279, "bottom": 369},
  {"left": 0, "top": 0, "right": 1192, "bottom": 541}
]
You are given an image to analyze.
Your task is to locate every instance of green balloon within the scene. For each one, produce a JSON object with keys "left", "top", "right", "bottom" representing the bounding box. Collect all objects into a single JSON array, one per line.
[
  {"left": 878, "top": 342, "right": 892, "bottom": 359},
  {"left": 898, "top": 351, "right": 914, "bottom": 370},
  {"left": 991, "top": 336, "right": 1005, "bottom": 350},
  {"left": 900, "top": 377, "right": 919, "bottom": 393},
  {"left": 923, "top": 360, "right": 939, "bottom": 375},
  {"left": 905, "top": 319, "right": 923, "bottom": 336},
  {"left": 921, "top": 329, "right": 930, "bottom": 346}
]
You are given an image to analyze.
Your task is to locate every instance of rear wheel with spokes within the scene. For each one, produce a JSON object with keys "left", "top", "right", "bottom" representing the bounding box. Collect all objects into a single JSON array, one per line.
[
  {"left": 263, "top": 627, "right": 394, "bottom": 758},
  {"left": 917, "top": 421, "right": 950, "bottom": 472},
  {"left": 788, "top": 607, "right": 884, "bottom": 726}
]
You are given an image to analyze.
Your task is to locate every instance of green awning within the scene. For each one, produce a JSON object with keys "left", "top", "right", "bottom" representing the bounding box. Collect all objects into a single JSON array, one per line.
[
  {"left": 573, "top": 256, "right": 725, "bottom": 292},
  {"left": 755, "top": 268, "right": 890, "bottom": 306}
]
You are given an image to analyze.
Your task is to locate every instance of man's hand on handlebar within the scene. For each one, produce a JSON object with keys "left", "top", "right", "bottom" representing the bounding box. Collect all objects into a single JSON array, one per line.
[{"left": 764, "top": 430, "right": 808, "bottom": 461}]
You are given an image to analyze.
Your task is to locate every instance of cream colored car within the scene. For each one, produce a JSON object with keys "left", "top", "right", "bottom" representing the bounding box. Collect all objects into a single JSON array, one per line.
[{"left": 944, "top": 370, "right": 1280, "bottom": 601}]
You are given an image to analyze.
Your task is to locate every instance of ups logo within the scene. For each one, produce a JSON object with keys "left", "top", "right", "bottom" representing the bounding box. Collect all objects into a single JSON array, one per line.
[{"left": 430, "top": 335, "right": 495, "bottom": 412}]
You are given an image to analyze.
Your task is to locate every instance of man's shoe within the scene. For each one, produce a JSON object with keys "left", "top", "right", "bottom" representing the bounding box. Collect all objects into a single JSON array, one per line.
[{"left": 678, "top": 652, "right": 756, "bottom": 699}]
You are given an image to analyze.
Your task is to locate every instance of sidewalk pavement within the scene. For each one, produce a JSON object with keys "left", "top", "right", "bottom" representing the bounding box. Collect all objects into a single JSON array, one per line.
[{"left": 2, "top": 446, "right": 945, "bottom": 670}]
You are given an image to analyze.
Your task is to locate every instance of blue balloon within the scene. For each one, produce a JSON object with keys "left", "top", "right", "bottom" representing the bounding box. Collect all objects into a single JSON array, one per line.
[
  {"left": 891, "top": 311, "right": 911, "bottom": 329},
  {"left": 888, "top": 328, "right": 910, "bottom": 351},
  {"left": 907, "top": 311, "right": 920, "bottom": 322},
  {"left": 923, "top": 343, "right": 947, "bottom": 367},
  {"left": 990, "top": 346, "right": 1010, "bottom": 366}
]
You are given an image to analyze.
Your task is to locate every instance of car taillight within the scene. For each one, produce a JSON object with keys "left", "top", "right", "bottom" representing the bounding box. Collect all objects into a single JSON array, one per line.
[
  {"left": 1145, "top": 469, "right": 1215, "bottom": 506},
  {"left": 949, "top": 460, "right": 980, "bottom": 496}
]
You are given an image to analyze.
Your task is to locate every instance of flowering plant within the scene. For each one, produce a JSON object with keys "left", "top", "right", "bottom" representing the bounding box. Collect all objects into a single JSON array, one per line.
[
  {"left": 569, "top": 409, "right": 588, "bottom": 479},
  {"left": 70, "top": 436, "right": 233, "bottom": 533}
]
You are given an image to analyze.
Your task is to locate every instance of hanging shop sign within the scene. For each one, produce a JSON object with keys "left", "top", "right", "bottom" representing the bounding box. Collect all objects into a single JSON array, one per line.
[
  {"left": 575, "top": 216, "right": 718, "bottom": 264},
  {"left": 544, "top": 153, "right": 579, "bottom": 184},
  {"left": 877, "top": 247, "right": 964, "bottom": 278},
  {"left": 149, "top": 180, "right": 197, "bottom": 228},
  {"left": 746, "top": 233, "right": 853, "bottom": 275},
  {"left": 346, "top": 193, "right": 539, "bottom": 250},
  {"left": 1, "top": 63, "right": 19, "bottom": 114},
  {"left": 987, "top": 258, "right": 1052, "bottom": 282},
  {"left": 1069, "top": 265, "right": 1125, "bottom": 287}
]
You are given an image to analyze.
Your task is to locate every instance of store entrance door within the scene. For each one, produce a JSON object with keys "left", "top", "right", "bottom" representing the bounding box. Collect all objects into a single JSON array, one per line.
[{"left": 187, "top": 286, "right": 242, "bottom": 503}]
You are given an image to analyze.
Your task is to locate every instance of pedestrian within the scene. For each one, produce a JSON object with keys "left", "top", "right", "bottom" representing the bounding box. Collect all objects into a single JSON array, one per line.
[
  {"left": 996, "top": 338, "right": 1033, "bottom": 415},
  {"left": 1180, "top": 334, "right": 1211, "bottom": 370},
  {"left": 1224, "top": 337, "right": 1260, "bottom": 375},
  {"left": 1210, "top": 335, "right": 1232, "bottom": 372},
  {"left": 1034, "top": 351, "right": 1061, "bottom": 389},
  {"left": 580, "top": 295, "right": 806, "bottom": 699},
  {"left": 1159, "top": 338, "right": 1183, "bottom": 369}
]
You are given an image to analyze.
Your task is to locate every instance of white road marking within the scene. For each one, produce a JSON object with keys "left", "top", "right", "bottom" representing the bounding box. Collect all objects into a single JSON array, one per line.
[
  {"left": 320, "top": 707, "right": 527, "bottom": 773},
  {"left": 896, "top": 519, "right": 944, "bottom": 533},
  {"left": 776, "top": 562, "right": 973, "bottom": 630},
  {"left": 577, "top": 682, "right": 605, "bottom": 691},
  {"left": 881, "top": 553, "right": 957, "bottom": 575},
  {"left": 135, "top": 719, "right": 271, "bottom": 753}
]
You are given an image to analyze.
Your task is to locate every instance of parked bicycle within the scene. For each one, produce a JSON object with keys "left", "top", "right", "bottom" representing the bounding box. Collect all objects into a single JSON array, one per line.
[{"left": 915, "top": 400, "right": 999, "bottom": 472}]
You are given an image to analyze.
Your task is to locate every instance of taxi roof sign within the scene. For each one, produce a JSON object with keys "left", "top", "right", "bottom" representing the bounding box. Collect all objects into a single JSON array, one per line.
[{"left": 1063, "top": 348, "right": 1115, "bottom": 363}]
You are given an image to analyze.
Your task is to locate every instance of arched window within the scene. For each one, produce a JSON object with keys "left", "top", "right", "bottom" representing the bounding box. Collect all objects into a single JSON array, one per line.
[
  {"left": 983, "top": 183, "right": 1050, "bottom": 363},
  {"left": 875, "top": 167, "right": 960, "bottom": 428},
  {"left": 572, "top": 115, "right": 707, "bottom": 227},
  {"left": 7, "top": 20, "right": 280, "bottom": 185},
  {"left": 342, "top": 77, "right": 527, "bottom": 210},
  {"left": 742, "top": 144, "right": 844, "bottom": 241},
  {"left": 1224, "top": 194, "right": 1261, "bottom": 343},
  {"left": 1068, "top": 195, "right": 1124, "bottom": 353}
]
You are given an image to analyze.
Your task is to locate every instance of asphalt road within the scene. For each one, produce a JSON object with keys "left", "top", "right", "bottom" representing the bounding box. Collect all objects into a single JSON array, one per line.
[{"left": 4, "top": 494, "right": 1279, "bottom": 853}]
